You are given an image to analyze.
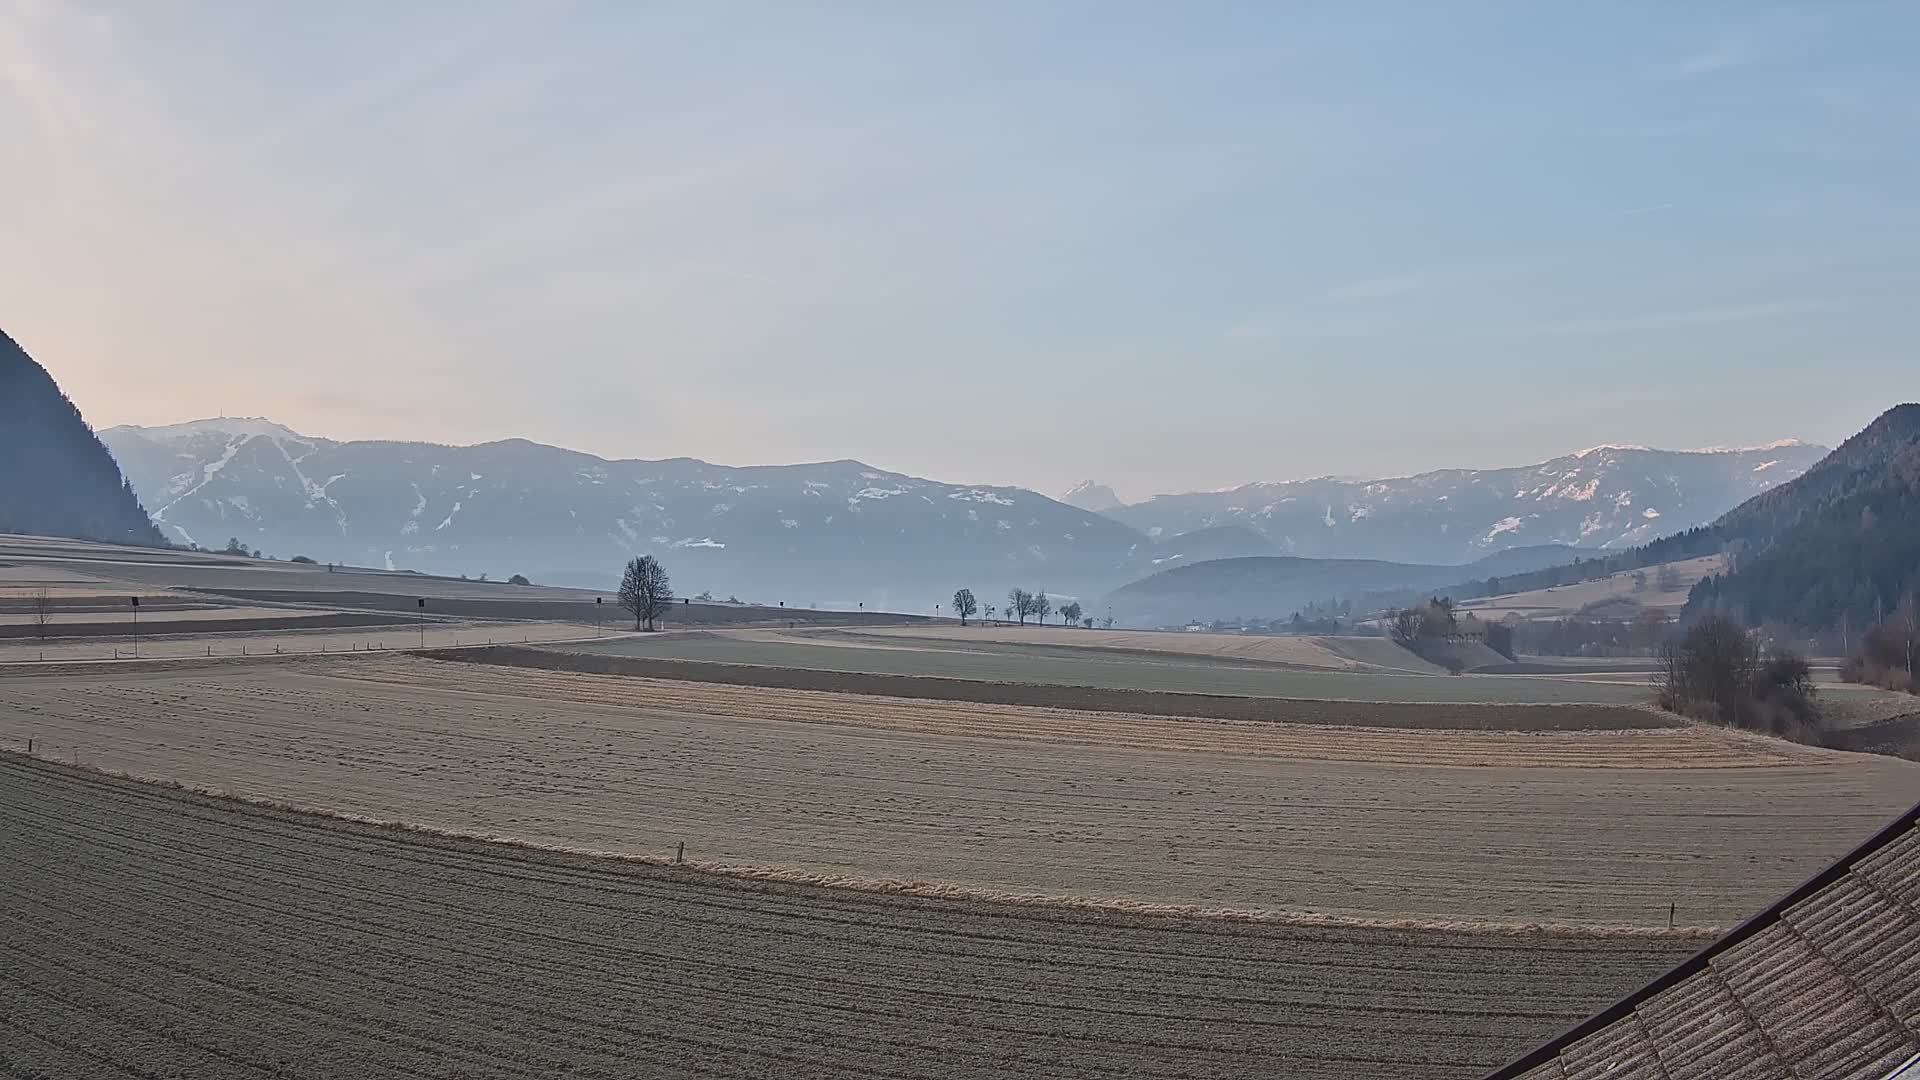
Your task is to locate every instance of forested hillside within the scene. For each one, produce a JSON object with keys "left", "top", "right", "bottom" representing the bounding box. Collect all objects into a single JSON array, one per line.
[
  {"left": 1686, "top": 405, "right": 1920, "bottom": 631},
  {"left": 0, "top": 329, "right": 164, "bottom": 546}
]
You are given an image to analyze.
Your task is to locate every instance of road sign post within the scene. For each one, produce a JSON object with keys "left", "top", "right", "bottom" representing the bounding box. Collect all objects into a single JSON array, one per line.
[
  {"left": 417, "top": 597, "right": 426, "bottom": 648},
  {"left": 130, "top": 596, "right": 140, "bottom": 658}
]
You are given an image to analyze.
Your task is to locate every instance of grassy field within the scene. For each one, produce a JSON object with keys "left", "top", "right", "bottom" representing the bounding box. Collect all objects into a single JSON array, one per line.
[
  {"left": 548, "top": 629, "right": 1657, "bottom": 704},
  {"left": 840, "top": 625, "right": 1447, "bottom": 671},
  {"left": 4, "top": 654, "right": 1912, "bottom": 927},
  {"left": 0, "top": 755, "right": 1698, "bottom": 1079},
  {"left": 429, "top": 645, "right": 1672, "bottom": 730},
  {"left": 1461, "top": 554, "right": 1727, "bottom": 619}
]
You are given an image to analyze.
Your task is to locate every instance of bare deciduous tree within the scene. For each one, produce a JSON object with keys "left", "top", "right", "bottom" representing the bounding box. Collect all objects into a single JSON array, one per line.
[
  {"left": 618, "top": 556, "right": 674, "bottom": 631},
  {"left": 1031, "top": 591, "right": 1052, "bottom": 626},
  {"left": 1389, "top": 608, "right": 1424, "bottom": 647},
  {"left": 1007, "top": 588, "right": 1031, "bottom": 626},
  {"left": 951, "top": 588, "right": 978, "bottom": 626},
  {"left": 29, "top": 587, "right": 53, "bottom": 641},
  {"left": 1059, "top": 600, "right": 1083, "bottom": 626}
]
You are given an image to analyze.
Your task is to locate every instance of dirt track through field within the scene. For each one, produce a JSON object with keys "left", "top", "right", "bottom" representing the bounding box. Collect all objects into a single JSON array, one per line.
[
  {"left": 4, "top": 656, "right": 1914, "bottom": 926},
  {"left": 0, "top": 755, "right": 1694, "bottom": 1079}
]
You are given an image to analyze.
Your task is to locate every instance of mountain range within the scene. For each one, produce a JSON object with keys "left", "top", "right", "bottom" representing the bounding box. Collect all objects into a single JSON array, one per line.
[
  {"left": 1099, "top": 443, "right": 1828, "bottom": 565},
  {"left": 102, "top": 419, "right": 1160, "bottom": 605},
  {"left": 100, "top": 418, "right": 1822, "bottom": 611},
  {"left": 0, "top": 330, "right": 163, "bottom": 547}
]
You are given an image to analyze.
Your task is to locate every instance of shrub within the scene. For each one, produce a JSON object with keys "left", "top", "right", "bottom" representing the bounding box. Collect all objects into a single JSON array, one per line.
[{"left": 1658, "top": 614, "right": 1820, "bottom": 739}]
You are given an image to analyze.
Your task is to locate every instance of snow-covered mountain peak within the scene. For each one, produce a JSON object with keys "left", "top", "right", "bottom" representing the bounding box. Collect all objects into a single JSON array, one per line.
[
  {"left": 1059, "top": 480, "right": 1124, "bottom": 513},
  {"left": 114, "top": 417, "right": 310, "bottom": 443},
  {"left": 1107, "top": 440, "right": 1829, "bottom": 564}
]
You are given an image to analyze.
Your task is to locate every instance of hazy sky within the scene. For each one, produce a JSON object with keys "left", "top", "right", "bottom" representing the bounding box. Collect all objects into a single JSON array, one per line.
[{"left": 4, "top": 2, "right": 1916, "bottom": 498}]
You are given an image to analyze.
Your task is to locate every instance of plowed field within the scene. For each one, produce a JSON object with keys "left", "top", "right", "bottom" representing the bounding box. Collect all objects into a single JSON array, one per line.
[
  {"left": 550, "top": 630, "right": 1653, "bottom": 703},
  {"left": 4, "top": 655, "right": 1913, "bottom": 926},
  {"left": 0, "top": 755, "right": 1695, "bottom": 1079}
]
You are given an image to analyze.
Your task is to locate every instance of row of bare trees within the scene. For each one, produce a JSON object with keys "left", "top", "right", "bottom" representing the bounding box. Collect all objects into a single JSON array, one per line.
[{"left": 946, "top": 587, "right": 1087, "bottom": 627}]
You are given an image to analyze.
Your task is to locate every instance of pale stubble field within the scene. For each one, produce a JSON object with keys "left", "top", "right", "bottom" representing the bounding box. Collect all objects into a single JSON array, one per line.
[{"left": 4, "top": 654, "right": 1912, "bottom": 927}]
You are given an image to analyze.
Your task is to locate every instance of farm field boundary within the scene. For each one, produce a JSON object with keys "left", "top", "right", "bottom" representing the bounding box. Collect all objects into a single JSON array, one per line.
[{"left": 436, "top": 645, "right": 1675, "bottom": 731}]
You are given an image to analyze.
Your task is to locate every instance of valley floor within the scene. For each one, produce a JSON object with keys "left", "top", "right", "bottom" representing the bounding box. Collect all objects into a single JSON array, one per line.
[{"left": 3, "top": 654, "right": 1911, "bottom": 926}]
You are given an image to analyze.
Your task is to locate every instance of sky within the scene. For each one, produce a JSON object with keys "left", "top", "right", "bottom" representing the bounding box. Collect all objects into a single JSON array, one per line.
[{"left": 3, "top": 1, "right": 1917, "bottom": 499}]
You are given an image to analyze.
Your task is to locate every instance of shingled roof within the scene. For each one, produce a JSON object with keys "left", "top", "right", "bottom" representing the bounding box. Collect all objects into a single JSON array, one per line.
[{"left": 1489, "top": 801, "right": 1920, "bottom": 1080}]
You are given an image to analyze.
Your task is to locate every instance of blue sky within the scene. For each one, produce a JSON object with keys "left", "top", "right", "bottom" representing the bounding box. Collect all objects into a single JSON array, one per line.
[{"left": 3, "top": 1, "right": 1915, "bottom": 498}]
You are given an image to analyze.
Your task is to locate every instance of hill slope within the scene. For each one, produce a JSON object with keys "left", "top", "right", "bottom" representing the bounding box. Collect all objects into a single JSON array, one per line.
[
  {"left": 1103, "top": 545, "right": 1581, "bottom": 626},
  {"left": 102, "top": 419, "right": 1150, "bottom": 604},
  {"left": 0, "top": 330, "right": 163, "bottom": 546},
  {"left": 1109, "top": 443, "right": 1825, "bottom": 565},
  {"left": 1684, "top": 404, "right": 1920, "bottom": 631}
]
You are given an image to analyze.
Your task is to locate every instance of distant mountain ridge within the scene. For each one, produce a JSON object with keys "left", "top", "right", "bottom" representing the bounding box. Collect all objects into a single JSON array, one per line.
[
  {"left": 1107, "top": 443, "right": 1827, "bottom": 564},
  {"left": 101, "top": 419, "right": 1149, "bottom": 604},
  {"left": 101, "top": 415, "right": 1830, "bottom": 611},
  {"left": 0, "top": 329, "right": 163, "bottom": 546}
]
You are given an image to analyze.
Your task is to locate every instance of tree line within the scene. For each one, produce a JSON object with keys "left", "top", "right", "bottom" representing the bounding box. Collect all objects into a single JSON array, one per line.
[{"left": 947, "top": 587, "right": 1089, "bottom": 628}]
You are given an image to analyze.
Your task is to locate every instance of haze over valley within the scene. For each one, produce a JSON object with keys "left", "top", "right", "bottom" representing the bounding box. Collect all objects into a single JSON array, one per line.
[
  {"left": 100, "top": 408, "right": 1827, "bottom": 617},
  {"left": 5, "top": 6, "right": 1920, "bottom": 1079}
]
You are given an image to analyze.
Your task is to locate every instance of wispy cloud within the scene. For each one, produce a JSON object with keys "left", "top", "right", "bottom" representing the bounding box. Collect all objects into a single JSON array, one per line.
[
  {"left": 1618, "top": 203, "right": 1674, "bottom": 216},
  {"left": 1666, "top": 27, "right": 1766, "bottom": 79},
  {"left": 1497, "top": 298, "right": 1850, "bottom": 338},
  {"left": 1323, "top": 268, "right": 1460, "bottom": 302}
]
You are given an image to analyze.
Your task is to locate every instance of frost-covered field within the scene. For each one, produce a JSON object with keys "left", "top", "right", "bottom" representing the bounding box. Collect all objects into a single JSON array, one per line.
[
  {"left": 4, "top": 654, "right": 1909, "bottom": 927},
  {"left": 1, "top": 755, "right": 1699, "bottom": 1079}
]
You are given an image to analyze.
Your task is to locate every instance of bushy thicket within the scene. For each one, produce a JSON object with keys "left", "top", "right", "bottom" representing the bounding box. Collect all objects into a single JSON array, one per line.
[
  {"left": 1657, "top": 615, "right": 1820, "bottom": 741},
  {"left": 1842, "top": 601, "right": 1918, "bottom": 694}
]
